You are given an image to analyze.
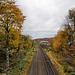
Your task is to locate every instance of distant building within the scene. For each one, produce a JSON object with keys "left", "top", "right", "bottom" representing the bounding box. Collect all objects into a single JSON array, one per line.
[{"left": 40, "top": 41, "right": 49, "bottom": 44}]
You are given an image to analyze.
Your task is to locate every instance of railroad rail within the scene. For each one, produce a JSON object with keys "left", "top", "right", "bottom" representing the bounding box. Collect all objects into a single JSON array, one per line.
[
  {"left": 39, "top": 45, "right": 58, "bottom": 75},
  {"left": 29, "top": 44, "right": 58, "bottom": 75}
]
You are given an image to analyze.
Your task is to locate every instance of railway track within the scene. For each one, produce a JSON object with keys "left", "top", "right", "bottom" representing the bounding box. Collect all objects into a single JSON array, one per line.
[
  {"left": 29, "top": 44, "right": 58, "bottom": 75},
  {"left": 39, "top": 45, "right": 58, "bottom": 75}
]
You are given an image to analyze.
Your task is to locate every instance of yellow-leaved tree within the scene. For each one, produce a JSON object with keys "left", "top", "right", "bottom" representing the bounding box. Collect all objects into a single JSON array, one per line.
[
  {"left": 0, "top": 0, "right": 26, "bottom": 74},
  {"left": 53, "top": 30, "right": 68, "bottom": 52},
  {"left": 0, "top": 0, "right": 25, "bottom": 52}
]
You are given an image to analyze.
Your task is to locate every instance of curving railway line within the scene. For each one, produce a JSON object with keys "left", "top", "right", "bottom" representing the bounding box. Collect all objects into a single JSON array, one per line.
[{"left": 29, "top": 44, "right": 58, "bottom": 75}]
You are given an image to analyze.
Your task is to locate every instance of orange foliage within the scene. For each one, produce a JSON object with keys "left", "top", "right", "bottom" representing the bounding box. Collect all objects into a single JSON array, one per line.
[{"left": 53, "top": 30, "right": 68, "bottom": 52}]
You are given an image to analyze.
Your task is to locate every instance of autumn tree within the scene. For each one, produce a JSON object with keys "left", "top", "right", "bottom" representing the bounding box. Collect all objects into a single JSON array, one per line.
[
  {"left": 69, "top": 8, "right": 75, "bottom": 30},
  {"left": 0, "top": 0, "right": 25, "bottom": 52},
  {"left": 69, "top": 8, "right": 75, "bottom": 43},
  {"left": 0, "top": 0, "right": 25, "bottom": 73},
  {"left": 22, "top": 35, "right": 32, "bottom": 50},
  {"left": 53, "top": 30, "right": 68, "bottom": 52},
  {"left": 62, "top": 9, "right": 75, "bottom": 45}
]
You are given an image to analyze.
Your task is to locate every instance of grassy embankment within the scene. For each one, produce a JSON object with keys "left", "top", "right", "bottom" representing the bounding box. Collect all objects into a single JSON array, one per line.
[
  {"left": 9, "top": 47, "right": 35, "bottom": 75},
  {"left": 44, "top": 49, "right": 75, "bottom": 75}
]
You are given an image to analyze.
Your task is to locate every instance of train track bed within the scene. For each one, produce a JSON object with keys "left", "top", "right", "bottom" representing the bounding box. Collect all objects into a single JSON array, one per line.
[
  {"left": 42, "top": 47, "right": 75, "bottom": 75},
  {"left": 39, "top": 46, "right": 58, "bottom": 75},
  {"left": 29, "top": 44, "right": 58, "bottom": 75}
]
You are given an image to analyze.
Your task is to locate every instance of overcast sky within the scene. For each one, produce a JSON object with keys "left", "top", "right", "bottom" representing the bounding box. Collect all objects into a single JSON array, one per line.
[{"left": 15, "top": 0, "right": 75, "bottom": 39}]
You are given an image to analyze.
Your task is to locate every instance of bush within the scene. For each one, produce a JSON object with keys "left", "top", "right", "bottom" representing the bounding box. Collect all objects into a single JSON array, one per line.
[
  {"left": 70, "top": 72, "right": 75, "bottom": 75},
  {"left": 64, "top": 63, "right": 69, "bottom": 72},
  {"left": 0, "top": 68, "right": 3, "bottom": 73},
  {"left": 67, "top": 69, "right": 75, "bottom": 73}
]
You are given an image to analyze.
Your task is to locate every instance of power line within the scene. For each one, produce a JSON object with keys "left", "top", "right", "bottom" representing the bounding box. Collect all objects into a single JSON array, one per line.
[{"left": 62, "top": 48, "right": 75, "bottom": 58}]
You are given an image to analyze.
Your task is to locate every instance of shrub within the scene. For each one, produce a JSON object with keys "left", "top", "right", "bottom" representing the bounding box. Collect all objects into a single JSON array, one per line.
[
  {"left": 70, "top": 72, "right": 75, "bottom": 75},
  {"left": 64, "top": 63, "right": 69, "bottom": 72}
]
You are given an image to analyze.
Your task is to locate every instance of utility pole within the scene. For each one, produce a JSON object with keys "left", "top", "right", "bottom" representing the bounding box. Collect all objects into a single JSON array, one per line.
[
  {"left": 6, "top": 48, "right": 9, "bottom": 75},
  {"left": 19, "top": 54, "right": 22, "bottom": 75},
  {"left": 20, "top": 59, "right": 22, "bottom": 75}
]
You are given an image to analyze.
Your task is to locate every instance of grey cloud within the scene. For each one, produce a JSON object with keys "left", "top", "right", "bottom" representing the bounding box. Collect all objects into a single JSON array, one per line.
[{"left": 16, "top": 0, "right": 75, "bottom": 39}]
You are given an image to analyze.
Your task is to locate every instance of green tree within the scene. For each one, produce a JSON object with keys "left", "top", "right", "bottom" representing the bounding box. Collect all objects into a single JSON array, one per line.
[{"left": 0, "top": 0, "right": 25, "bottom": 74}]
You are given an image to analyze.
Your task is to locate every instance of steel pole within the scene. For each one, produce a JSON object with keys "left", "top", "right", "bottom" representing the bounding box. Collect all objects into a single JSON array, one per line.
[
  {"left": 20, "top": 59, "right": 22, "bottom": 75},
  {"left": 6, "top": 48, "right": 9, "bottom": 75}
]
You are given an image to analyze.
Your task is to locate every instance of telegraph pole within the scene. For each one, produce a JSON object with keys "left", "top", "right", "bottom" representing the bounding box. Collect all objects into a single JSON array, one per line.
[
  {"left": 19, "top": 54, "right": 22, "bottom": 75},
  {"left": 6, "top": 48, "right": 9, "bottom": 75}
]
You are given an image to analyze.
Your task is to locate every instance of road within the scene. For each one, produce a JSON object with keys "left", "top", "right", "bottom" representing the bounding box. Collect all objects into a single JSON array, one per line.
[{"left": 29, "top": 44, "right": 58, "bottom": 75}]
